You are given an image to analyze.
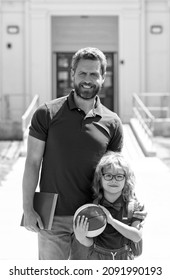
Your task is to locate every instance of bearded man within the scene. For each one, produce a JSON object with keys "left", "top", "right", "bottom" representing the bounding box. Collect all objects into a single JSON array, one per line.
[{"left": 22, "top": 47, "right": 127, "bottom": 259}]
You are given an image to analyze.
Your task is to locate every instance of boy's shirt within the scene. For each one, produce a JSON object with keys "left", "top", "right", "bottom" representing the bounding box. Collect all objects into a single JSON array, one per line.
[{"left": 95, "top": 195, "right": 141, "bottom": 250}]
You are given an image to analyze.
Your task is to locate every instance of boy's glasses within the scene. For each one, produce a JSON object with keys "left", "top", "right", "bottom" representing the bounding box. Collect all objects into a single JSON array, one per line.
[{"left": 102, "top": 173, "right": 125, "bottom": 181}]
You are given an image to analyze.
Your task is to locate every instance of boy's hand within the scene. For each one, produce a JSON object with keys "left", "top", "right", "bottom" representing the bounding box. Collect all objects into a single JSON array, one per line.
[
  {"left": 99, "top": 205, "right": 112, "bottom": 224},
  {"left": 74, "top": 215, "right": 89, "bottom": 240},
  {"left": 73, "top": 215, "right": 93, "bottom": 247}
]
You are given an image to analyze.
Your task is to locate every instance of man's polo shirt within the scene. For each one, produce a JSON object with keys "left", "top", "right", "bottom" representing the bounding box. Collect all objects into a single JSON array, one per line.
[{"left": 29, "top": 91, "right": 124, "bottom": 215}]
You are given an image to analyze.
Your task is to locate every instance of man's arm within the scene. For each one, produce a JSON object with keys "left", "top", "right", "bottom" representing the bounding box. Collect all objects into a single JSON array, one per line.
[{"left": 22, "top": 135, "right": 45, "bottom": 232}]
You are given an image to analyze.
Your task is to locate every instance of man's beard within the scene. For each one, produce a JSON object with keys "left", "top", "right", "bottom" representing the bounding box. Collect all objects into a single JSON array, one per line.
[{"left": 74, "top": 82, "right": 101, "bottom": 100}]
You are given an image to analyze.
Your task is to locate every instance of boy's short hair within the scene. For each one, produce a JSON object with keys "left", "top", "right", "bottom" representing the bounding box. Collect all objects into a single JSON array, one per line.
[{"left": 71, "top": 47, "right": 107, "bottom": 75}]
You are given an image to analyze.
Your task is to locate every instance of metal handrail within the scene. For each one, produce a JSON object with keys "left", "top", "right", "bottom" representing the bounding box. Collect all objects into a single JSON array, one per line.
[
  {"left": 139, "top": 92, "right": 170, "bottom": 118},
  {"left": 132, "top": 93, "right": 155, "bottom": 138},
  {"left": 21, "top": 94, "right": 39, "bottom": 136},
  {"left": 139, "top": 92, "right": 170, "bottom": 96}
]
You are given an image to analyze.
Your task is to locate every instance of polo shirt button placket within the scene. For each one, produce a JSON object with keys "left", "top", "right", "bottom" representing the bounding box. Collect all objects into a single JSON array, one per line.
[
  {"left": 81, "top": 117, "right": 86, "bottom": 132},
  {"left": 77, "top": 108, "right": 86, "bottom": 132}
]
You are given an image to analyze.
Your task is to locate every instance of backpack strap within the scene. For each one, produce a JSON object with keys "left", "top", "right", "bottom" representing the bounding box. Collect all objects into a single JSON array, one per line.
[
  {"left": 127, "top": 200, "right": 136, "bottom": 219},
  {"left": 127, "top": 199, "right": 143, "bottom": 257}
]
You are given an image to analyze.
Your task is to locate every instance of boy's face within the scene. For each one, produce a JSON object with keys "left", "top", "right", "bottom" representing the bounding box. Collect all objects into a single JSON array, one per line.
[{"left": 101, "top": 163, "right": 125, "bottom": 197}]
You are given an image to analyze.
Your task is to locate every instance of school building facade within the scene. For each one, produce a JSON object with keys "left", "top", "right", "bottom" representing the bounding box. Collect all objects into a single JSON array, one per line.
[{"left": 0, "top": 0, "right": 170, "bottom": 139}]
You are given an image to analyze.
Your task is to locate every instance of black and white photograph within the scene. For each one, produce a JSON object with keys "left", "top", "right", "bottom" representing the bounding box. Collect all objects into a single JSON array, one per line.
[{"left": 0, "top": 0, "right": 170, "bottom": 279}]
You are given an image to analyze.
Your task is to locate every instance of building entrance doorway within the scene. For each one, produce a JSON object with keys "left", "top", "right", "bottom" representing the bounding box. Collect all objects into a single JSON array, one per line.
[{"left": 54, "top": 52, "right": 118, "bottom": 111}]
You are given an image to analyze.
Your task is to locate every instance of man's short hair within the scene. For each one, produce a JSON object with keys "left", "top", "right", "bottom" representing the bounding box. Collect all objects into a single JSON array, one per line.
[{"left": 71, "top": 47, "right": 107, "bottom": 75}]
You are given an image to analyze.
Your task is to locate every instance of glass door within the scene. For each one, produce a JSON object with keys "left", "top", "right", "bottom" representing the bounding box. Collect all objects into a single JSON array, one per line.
[
  {"left": 99, "top": 53, "right": 114, "bottom": 111},
  {"left": 56, "top": 53, "right": 73, "bottom": 98}
]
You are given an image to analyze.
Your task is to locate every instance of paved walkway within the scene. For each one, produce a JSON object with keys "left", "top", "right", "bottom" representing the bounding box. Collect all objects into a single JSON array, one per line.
[
  {"left": 0, "top": 157, "right": 38, "bottom": 260},
  {"left": 0, "top": 128, "right": 170, "bottom": 261}
]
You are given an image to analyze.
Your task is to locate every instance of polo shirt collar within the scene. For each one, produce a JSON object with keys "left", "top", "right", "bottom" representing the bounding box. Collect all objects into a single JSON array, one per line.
[
  {"left": 68, "top": 90, "right": 77, "bottom": 110},
  {"left": 67, "top": 90, "right": 102, "bottom": 117},
  {"left": 101, "top": 195, "right": 124, "bottom": 211}
]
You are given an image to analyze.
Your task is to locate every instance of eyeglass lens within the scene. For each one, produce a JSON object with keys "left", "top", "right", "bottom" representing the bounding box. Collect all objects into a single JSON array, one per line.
[{"left": 103, "top": 173, "right": 125, "bottom": 181}]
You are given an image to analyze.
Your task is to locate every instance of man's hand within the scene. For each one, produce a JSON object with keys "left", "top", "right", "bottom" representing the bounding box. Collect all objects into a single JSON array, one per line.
[{"left": 23, "top": 210, "right": 44, "bottom": 232}]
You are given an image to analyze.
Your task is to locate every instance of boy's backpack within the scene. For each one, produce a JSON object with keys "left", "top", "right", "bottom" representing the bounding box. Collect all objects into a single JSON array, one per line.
[
  {"left": 127, "top": 200, "right": 144, "bottom": 257},
  {"left": 129, "top": 238, "right": 143, "bottom": 257}
]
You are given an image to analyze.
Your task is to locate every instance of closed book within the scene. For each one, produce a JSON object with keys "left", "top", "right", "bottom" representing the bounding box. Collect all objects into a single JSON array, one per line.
[{"left": 21, "top": 192, "right": 58, "bottom": 230}]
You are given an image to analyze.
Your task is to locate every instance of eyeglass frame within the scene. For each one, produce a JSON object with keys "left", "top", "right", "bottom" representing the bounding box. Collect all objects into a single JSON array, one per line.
[{"left": 102, "top": 173, "right": 126, "bottom": 182}]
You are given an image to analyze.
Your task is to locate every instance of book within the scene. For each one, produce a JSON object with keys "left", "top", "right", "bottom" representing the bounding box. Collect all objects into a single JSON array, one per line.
[{"left": 21, "top": 192, "right": 58, "bottom": 230}]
